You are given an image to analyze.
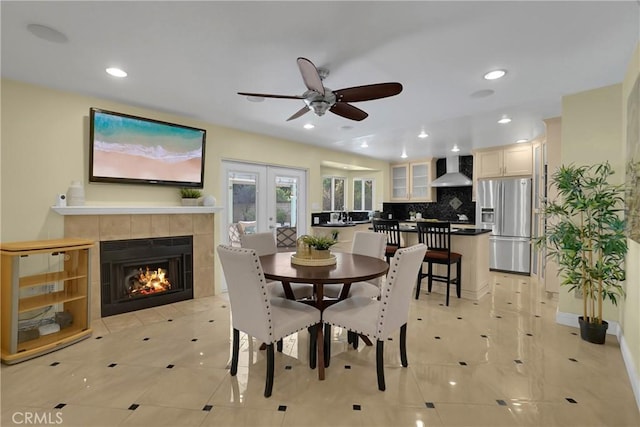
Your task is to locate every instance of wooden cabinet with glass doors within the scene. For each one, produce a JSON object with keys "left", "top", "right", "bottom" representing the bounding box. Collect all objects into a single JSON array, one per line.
[
  {"left": 390, "top": 159, "right": 435, "bottom": 202},
  {"left": 1, "top": 238, "right": 93, "bottom": 364}
]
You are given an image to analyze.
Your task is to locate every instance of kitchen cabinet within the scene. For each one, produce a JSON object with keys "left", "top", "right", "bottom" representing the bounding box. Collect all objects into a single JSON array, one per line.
[
  {"left": 390, "top": 160, "right": 435, "bottom": 201},
  {"left": 475, "top": 144, "right": 533, "bottom": 178},
  {"left": 1, "top": 238, "right": 93, "bottom": 364}
]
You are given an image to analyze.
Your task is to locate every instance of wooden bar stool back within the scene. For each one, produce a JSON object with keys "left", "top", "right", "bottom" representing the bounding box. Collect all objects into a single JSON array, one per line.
[
  {"left": 372, "top": 218, "right": 402, "bottom": 263},
  {"left": 415, "top": 222, "right": 462, "bottom": 306}
]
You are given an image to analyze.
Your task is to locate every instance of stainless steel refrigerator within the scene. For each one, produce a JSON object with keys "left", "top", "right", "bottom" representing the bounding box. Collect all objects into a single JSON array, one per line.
[{"left": 476, "top": 178, "right": 532, "bottom": 274}]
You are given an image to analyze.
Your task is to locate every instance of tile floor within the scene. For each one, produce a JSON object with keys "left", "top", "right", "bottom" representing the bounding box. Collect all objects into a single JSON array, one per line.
[{"left": 2, "top": 273, "right": 639, "bottom": 426}]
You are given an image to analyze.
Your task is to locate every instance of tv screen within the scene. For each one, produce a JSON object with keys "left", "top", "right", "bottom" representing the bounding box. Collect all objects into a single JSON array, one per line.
[{"left": 89, "top": 108, "right": 206, "bottom": 188}]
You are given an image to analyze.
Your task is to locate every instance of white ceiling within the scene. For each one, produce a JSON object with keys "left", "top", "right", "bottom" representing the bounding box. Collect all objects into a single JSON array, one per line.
[{"left": 2, "top": 1, "right": 638, "bottom": 161}]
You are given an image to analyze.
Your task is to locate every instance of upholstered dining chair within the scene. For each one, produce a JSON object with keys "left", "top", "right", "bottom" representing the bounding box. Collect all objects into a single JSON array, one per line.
[
  {"left": 240, "top": 232, "right": 314, "bottom": 300},
  {"left": 414, "top": 221, "right": 462, "bottom": 306},
  {"left": 372, "top": 218, "right": 402, "bottom": 263},
  {"left": 217, "top": 245, "right": 321, "bottom": 397},
  {"left": 324, "top": 231, "right": 387, "bottom": 299},
  {"left": 322, "top": 244, "right": 427, "bottom": 391}
]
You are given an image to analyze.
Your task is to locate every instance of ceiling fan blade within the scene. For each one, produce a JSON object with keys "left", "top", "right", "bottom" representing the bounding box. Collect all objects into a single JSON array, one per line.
[
  {"left": 286, "top": 106, "right": 310, "bottom": 121},
  {"left": 297, "top": 57, "right": 325, "bottom": 96},
  {"left": 334, "top": 82, "right": 403, "bottom": 102},
  {"left": 330, "top": 103, "right": 368, "bottom": 121},
  {"left": 237, "top": 92, "right": 304, "bottom": 100}
]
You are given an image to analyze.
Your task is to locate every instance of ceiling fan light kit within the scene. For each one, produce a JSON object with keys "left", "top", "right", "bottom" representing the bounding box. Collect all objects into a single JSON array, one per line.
[{"left": 238, "top": 57, "right": 402, "bottom": 122}]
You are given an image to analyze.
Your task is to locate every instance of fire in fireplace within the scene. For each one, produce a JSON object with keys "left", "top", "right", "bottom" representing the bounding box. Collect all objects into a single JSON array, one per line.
[
  {"left": 100, "top": 236, "right": 193, "bottom": 317},
  {"left": 127, "top": 266, "right": 172, "bottom": 297}
]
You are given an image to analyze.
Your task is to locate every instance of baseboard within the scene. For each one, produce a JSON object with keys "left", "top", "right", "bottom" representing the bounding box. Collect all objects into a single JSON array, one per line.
[
  {"left": 555, "top": 311, "right": 619, "bottom": 335},
  {"left": 619, "top": 329, "right": 640, "bottom": 411},
  {"left": 557, "top": 311, "right": 639, "bottom": 411}
]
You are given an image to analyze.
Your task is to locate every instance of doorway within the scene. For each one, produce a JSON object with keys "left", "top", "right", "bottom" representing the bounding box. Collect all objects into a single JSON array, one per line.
[{"left": 220, "top": 161, "right": 307, "bottom": 250}]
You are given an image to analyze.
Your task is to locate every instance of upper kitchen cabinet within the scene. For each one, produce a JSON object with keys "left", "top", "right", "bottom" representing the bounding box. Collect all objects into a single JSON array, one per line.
[
  {"left": 390, "top": 160, "right": 435, "bottom": 202},
  {"left": 475, "top": 144, "right": 533, "bottom": 179}
]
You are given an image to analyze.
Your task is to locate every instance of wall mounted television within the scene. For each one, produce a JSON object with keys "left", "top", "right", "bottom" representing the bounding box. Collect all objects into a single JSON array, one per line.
[{"left": 89, "top": 108, "right": 206, "bottom": 188}]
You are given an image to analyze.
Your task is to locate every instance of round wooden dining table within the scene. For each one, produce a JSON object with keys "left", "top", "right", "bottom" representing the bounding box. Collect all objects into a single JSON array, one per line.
[{"left": 259, "top": 251, "right": 389, "bottom": 380}]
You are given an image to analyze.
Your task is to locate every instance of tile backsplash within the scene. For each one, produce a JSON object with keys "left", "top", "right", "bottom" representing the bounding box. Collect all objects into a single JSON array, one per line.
[{"left": 383, "top": 155, "right": 475, "bottom": 223}]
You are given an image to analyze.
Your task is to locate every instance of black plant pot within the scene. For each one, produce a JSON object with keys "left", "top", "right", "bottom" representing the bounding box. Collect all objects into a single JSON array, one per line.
[{"left": 578, "top": 316, "right": 608, "bottom": 344}]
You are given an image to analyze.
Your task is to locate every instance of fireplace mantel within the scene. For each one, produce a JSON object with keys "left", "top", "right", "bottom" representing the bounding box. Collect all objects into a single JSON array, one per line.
[{"left": 51, "top": 205, "right": 223, "bottom": 215}]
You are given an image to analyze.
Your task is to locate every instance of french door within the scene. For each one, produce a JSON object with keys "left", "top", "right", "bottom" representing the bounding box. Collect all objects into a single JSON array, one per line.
[{"left": 220, "top": 160, "right": 307, "bottom": 247}]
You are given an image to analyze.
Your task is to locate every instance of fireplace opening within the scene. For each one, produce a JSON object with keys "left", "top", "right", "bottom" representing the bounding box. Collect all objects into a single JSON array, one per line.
[{"left": 100, "top": 236, "right": 193, "bottom": 317}]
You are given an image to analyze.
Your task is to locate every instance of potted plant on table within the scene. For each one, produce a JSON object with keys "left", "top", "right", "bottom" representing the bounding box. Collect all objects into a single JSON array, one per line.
[
  {"left": 302, "top": 235, "right": 338, "bottom": 259},
  {"left": 534, "top": 162, "right": 628, "bottom": 344},
  {"left": 179, "top": 188, "right": 202, "bottom": 206}
]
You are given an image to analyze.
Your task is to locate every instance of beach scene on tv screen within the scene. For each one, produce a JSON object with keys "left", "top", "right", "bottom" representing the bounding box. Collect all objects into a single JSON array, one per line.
[{"left": 92, "top": 112, "right": 204, "bottom": 183}]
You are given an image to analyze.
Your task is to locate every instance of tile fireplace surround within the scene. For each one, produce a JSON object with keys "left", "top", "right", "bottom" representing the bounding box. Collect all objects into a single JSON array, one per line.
[{"left": 56, "top": 207, "right": 216, "bottom": 320}]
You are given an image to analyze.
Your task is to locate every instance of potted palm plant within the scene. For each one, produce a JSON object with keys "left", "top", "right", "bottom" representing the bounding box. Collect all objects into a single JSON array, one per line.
[{"left": 535, "top": 162, "right": 627, "bottom": 344}]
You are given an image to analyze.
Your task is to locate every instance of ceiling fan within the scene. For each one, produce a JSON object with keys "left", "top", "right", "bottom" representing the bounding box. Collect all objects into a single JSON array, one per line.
[{"left": 238, "top": 57, "right": 403, "bottom": 122}]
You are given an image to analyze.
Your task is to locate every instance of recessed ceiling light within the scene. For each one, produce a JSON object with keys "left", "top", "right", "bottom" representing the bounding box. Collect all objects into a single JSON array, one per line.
[
  {"left": 451, "top": 145, "right": 460, "bottom": 152},
  {"left": 484, "top": 69, "right": 507, "bottom": 80},
  {"left": 400, "top": 151, "right": 408, "bottom": 159},
  {"left": 360, "top": 141, "right": 369, "bottom": 148},
  {"left": 497, "top": 116, "right": 512, "bottom": 124},
  {"left": 470, "top": 89, "right": 495, "bottom": 98},
  {"left": 516, "top": 139, "right": 528, "bottom": 143},
  {"left": 26, "top": 24, "right": 68, "bottom": 43},
  {"left": 303, "top": 123, "right": 315, "bottom": 130},
  {"left": 418, "top": 131, "right": 429, "bottom": 139},
  {"left": 106, "top": 67, "right": 127, "bottom": 78}
]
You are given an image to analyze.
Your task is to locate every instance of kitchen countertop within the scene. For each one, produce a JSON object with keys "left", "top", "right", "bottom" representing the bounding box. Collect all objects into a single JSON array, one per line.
[
  {"left": 312, "top": 220, "right": 371, "bottom": 228},
  {"left": 398, "top": 225, "right": 491, "bottom": 235}
]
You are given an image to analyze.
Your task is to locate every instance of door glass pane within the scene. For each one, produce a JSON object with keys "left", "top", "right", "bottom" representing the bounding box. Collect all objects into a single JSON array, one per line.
[
  {"left": 275, "top": 176, "right": 297, "bottom": 227},
  {"left": 392, "top": 166, "right": 407, "bottom": 198},
  {"left": 228, "top": 172, "right": 257, "bottom": 223},
  {"left": 274, "top": 175, "right": 299, "bottom": 249},
  {"left": 411, "top": 163, "right": 428, "bottom": 198}
]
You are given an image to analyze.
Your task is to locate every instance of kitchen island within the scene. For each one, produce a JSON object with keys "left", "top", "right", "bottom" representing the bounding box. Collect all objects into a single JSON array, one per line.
[
  {"left": 310, "top": 221, "right": 372, "bottom": 252},
  {"left": 400, "top": 224, "right": 491, "bottom": 301},
  {"left": 313, "top": 221, "right": 491, "bottom": 301}
]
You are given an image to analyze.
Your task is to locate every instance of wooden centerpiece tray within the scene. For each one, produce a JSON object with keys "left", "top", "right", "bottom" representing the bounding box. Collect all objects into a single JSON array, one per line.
[{"left": 291, "top": 253, "right": 337, "bottom": 266}]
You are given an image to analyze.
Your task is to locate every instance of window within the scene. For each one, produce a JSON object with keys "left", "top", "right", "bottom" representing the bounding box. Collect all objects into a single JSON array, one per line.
[
  {"left": 322, "top": 176, "right": 345, "bottom": 211},
  {"left": 353, "top": 178, "right": 374, "bottom": 210}
]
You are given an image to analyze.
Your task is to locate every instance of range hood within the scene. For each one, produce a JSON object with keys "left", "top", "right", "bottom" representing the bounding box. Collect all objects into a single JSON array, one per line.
[{"left": 431, "top": 156, "right": 472, "bottom": 187}]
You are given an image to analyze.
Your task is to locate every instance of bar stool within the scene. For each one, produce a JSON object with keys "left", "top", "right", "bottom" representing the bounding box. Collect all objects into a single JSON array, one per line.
[
  {"left": 415, "top": 222, "right": 461, "bottom": 306},
  {"left": 372, "top": 218, "right": 402, "bottom": 263}
]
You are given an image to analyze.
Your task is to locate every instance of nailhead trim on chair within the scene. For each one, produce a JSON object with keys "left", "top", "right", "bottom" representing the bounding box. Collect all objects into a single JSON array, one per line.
[{"left": 220, "top": 245, "right": 319, "bottom": 343}]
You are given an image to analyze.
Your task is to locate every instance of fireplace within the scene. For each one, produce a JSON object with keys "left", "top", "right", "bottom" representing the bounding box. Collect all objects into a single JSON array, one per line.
[{"left": 100, "top": 236, "right": 193, "bottom": 317}]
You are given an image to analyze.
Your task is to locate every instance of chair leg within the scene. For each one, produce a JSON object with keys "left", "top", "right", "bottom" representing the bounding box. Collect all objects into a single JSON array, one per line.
[
  {"left": 265, "top": 343, "right": 274, "bottom": 398},
  {"left": 427, "top": 262, "right": 433, "bottom": 292},
  {"left": 456, "top": 260, "right": 462, "bottom": 298},
  {"left": 416, "top": 267, "right": 421, "bottom": 298},
  {"left": 276, "top": 339, "right": 283, "bottom": 353},
  {"left": 446, "top": 263, "right": 451, "bottom": 306},
  {"left": 324, "top": 323, "right": 331, "bottom": 367},
  {"left": 400, "top": 323, "right": 408, "bottom": 368},
  {"left": 352, "top": 333, "right": 359, "bottom": 350},
  {"left": 309, "top": 325, "right": 317, "bottom": 369},
  {"left": 347, "top": 330, "right": 353, "bottom": 344},
  {"left": 376, "top": 340, "right": 386, "bottom": 391},
  {"left": 231, "top": 328, "right": 240, "bottom": 376}
]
